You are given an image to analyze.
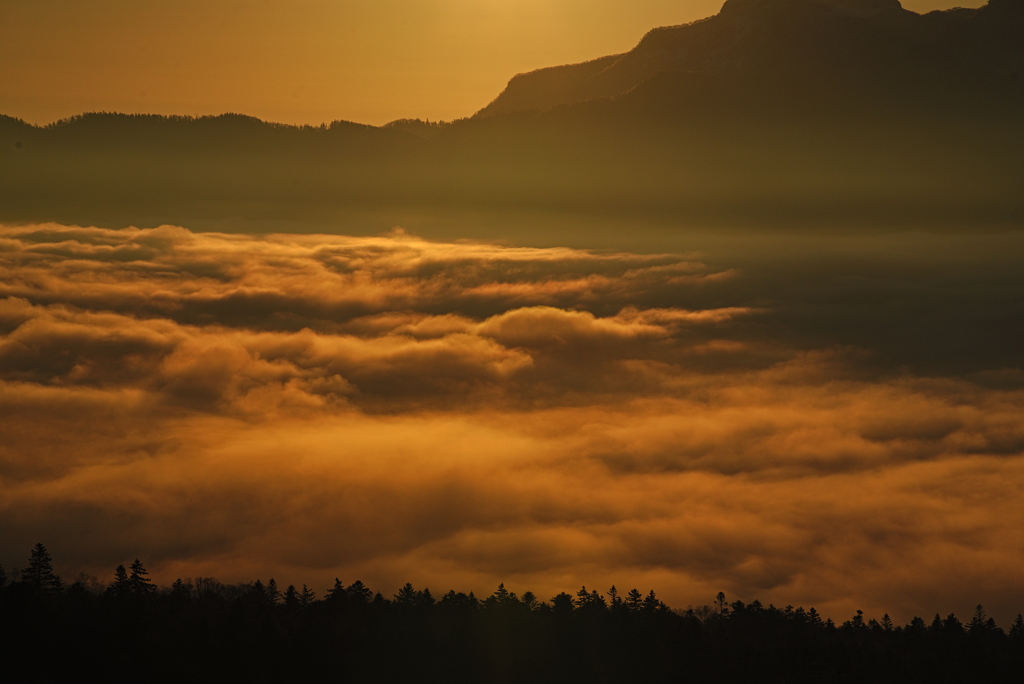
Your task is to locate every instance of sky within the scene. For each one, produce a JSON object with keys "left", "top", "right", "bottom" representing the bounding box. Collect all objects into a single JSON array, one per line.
[{"left": 1, "top": 0, "right": 986, "bottom": 126}]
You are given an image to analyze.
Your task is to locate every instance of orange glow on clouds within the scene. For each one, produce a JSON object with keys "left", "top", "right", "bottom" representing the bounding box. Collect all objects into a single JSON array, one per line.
[{"left": 0, "top": 223, "right": 1022, "bottom": 625}]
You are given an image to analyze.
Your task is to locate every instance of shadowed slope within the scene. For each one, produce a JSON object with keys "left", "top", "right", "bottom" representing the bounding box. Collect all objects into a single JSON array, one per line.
[
  {"left": 2, "top": 1, "right": 1023, "bottom": 234},
  {"left": 475, "top": 0, "right": 1024, "bottom": 117}
]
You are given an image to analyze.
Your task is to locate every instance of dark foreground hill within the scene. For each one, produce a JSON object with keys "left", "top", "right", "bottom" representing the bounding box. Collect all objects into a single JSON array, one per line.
[
  {"left": 2, "top": 0, "right": 1022, "bottom": 235},
  {"left": 3, "top": 548, "right": 1023, "bottom": 684}
]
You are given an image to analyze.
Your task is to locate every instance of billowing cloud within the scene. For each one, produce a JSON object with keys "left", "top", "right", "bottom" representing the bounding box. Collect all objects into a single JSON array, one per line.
[{"left": 0, "top": 223, "right": 1022, "bottom": 629}]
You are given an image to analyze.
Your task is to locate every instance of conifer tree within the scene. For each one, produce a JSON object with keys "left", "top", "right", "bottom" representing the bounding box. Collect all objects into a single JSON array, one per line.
[
  {"left": 643, "top": 590, "right": 665, "bottom": 613},
  {"left": 346, "top": 580, "right": 371, "bottom": 605},
  {"left": 129, "top": 558, "right": 156, "bottom": 595},
  {"left": 486, "top": 583, "right": 517, "bottom": 610},
  {"left": 0, "top": 563, "right": 6, "bottom": 588},
  {"left": 22, "top": 543, "right": 63, "bottom": 594},
  {"left": 394, "top": 582, "right": 420, "bottom": 607},
  {"left": 284, "top": 584, "right": 299, "bottom": 607},
  {"left": 300, "top": 584, "right": 316, "bottom": 606},
  {"left": 943, "top": 613, "right": 963, "bottom": 633},
  {"left": 108, "top": 564, "right": 131, "bottom": 598},
  {"left": 575, "top": 587, "right": 606, "bottom": 611},
  {"left": 326, "top": 578, "right": 345, "bottom": 603},
  {"left": 267, "top": 578, "right": 281, "bottom": 604},
  {"left": 550, "top": 592, "right": 574, "bottom": 614},
  {"left": 170, "top": 578, "right": 191, "bottom": 600},
  {"left": 1010, "top": 614, "right": 1024, "bottom": 640},
  {"left": 625, "top": 588, "right": 643, "bottom": 611}
]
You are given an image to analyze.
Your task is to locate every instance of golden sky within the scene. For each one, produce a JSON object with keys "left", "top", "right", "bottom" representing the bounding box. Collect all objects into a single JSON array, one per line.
[{"left": 0, "top": 0, "right": 985, "bottom": 126}]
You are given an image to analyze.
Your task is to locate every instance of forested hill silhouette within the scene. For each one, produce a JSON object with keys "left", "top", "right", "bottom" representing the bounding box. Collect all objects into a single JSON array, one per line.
[
  {"left": 476, "top": 0, "right": 1024, "bottom": 117},
  {"left": 2, "top": 0, "right": 1023, "bottom": 233},
  {"left": 2, "top": 545, "right": 1024, "bottom": 683}
]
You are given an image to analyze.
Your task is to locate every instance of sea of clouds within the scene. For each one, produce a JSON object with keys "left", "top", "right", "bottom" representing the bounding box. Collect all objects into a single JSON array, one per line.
[{"left": 1, "top": 223, "right": 1022, "bottom": 625}]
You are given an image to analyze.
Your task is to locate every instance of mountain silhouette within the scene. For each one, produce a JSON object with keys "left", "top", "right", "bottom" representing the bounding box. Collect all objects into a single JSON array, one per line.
[
  {"left": 476, "top": 0, "right": 1023, "bottom": 118},
  {"left": 2, "top": 0, "right": 1022, "bottom": 235}
]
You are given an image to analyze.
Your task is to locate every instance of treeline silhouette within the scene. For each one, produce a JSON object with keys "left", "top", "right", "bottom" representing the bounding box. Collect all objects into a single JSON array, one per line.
[{"left": 2, "top": 545, "right": 1023, "bottom": 683}]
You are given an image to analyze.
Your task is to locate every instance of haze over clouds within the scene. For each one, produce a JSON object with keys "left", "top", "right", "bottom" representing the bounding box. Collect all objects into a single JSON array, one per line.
[{"left": 1, "top": 223, "right": 1022, "bottom": 625}]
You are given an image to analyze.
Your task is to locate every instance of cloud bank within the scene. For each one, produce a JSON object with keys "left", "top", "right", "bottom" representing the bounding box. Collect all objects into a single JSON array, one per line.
[{"left": 1, "top": 223, "right": 1021, "bottom": 626}]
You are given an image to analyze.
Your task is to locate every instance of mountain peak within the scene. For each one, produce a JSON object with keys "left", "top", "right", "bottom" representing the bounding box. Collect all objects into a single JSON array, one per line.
[
  {"left": 476, "top": 0, "right": 1019, "bottom": 119},
  {"left": 720, "top": 0, "right": 907, "bottom": 19}
]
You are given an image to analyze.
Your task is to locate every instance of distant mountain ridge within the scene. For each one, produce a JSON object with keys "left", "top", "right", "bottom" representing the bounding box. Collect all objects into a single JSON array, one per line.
[
  {"left": 475, "top": 0, "right": 1024, "bottom": 118},
  {"left": 2, "top": 0, "right": 1023, "bottom": 233}
]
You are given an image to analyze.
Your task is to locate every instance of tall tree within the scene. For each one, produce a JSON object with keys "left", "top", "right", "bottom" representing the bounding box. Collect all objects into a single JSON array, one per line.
[
  {"left": 485, "top": 583, "right": 518, "bottom": 611},
  {"left": 284, "top": 584, "right": 299, "bottom": 607},
  {"left": 1010, "top": 614, "right": 1024, "bottom": 641},
  {"left": 325, "top": 578, "right": 345, "bottom": 604},
  {"left": 394, "top": 582, "right": 421, "bottom": 608},
  {"left": 21, "top": 543, "right": 63, "bottom": 594},
  {"left": 550, "top": 592, "right": 574, "bottom": 614},
  {"left": 625, "top": 588, "right": 643, "bottom": 611},
  {"left": 170, "top": 578, "right": 191, "bottom": 601},
  {"left": 129, "top": 558, "right": 156, "bottom": 596},
  {"left": 642, "top": 590, "right": 665, "bottom": 613},
  {"left": 575, "top": 586, "right": 607, "bottom": 611},
  {"left": 108, "top": 564, "right": 131, "bottom": 598},
  {"left": 346, "top": 580, "right": 372, "bottom": 605}
]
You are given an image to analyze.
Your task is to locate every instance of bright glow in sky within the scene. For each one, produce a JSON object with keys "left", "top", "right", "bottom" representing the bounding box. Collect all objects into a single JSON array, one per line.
[{"left": 0, "top": 0, "right": 985, "bottom": 126}]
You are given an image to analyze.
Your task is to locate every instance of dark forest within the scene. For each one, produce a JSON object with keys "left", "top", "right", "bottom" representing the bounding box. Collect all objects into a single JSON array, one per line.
[{"left": 3, "top": 544, "right": 1023, "bottom": 683}]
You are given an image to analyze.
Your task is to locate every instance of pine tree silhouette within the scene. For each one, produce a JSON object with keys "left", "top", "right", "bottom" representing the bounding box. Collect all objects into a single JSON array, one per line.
[
  {"left": 345, "top": 580, "right": 372, "bottom": 605},
  {"left": 625, "top": 588, "right": 643, "bottom": 611},
  {"left": 326, "top": 578, "right": 345, "bottom": 603},
  {"left": 267, "top": 578, "right": 281, "bottom": 604},
  {"left": 21, "top": 543, "right": 63, "bottom": 594},
  {"left": 643, "top": 590, "right": 665, "bottom": 613},
  {"left": 108, "top": 564, "right": 131, "bottom": 598},
  {"left": 129, "top": 558, "right": 156, "bottom": 596},
  {"left": 170, "top": 578, "right": 191, "bottom": 600},
  {"left": 1010, "top": 614, "right": 1024, "bottom": 641},
  {"left": 715, "top": 591, "right": 727, "bottom": 616}
]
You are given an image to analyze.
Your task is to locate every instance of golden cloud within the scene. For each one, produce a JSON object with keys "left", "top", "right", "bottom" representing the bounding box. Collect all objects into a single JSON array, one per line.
[{"left": 1, "top": 223, "right": 1021, "bottom": 628}]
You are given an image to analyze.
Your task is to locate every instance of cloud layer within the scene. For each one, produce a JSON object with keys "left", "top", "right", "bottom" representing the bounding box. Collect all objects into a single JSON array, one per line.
[{"left": 1, "top": 223, "right": 1021, "bottom": 626}]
